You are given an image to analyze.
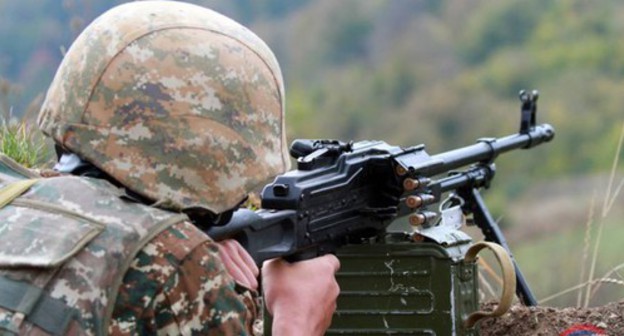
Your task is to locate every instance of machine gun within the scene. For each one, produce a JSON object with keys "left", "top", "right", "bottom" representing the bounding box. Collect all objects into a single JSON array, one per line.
[{"left": 208, "top": 90, "right": 552, "bottom": 306}]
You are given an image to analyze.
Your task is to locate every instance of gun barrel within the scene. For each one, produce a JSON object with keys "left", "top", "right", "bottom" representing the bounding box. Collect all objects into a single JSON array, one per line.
[{"left": 429, "top": 123, "right": 554, "bottom": 176}]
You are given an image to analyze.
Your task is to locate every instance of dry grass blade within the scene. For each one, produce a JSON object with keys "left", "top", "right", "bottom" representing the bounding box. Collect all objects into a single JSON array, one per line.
[
  {"left": 541, "top": 278, "right": 624, "bottom": 305},
  {"left": 582, "top": 121, "right": 624, "bottom": 308},
  {"left": 478, "top": 270, "right": 498, "bottom": 301},
  {"left": 577, "top": 191, "right": 596, "bottom": 307},
  {"left": 584, "top": 193, "right": 603, "bottom": 308},
  {"left": 478, "top": 258, "right": 504, "bottom": 287},
  {"left": 589, "top": 262, "right": 624, "bottom": 298}
]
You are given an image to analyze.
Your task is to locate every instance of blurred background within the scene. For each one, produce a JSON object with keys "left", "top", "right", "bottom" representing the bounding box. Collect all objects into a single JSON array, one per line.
[{"left": 1, "top": 0, "right": 623, "bottom": 307}]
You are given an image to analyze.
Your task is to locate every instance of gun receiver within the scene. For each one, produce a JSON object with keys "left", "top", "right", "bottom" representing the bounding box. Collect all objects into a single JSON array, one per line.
[{"left": 207, "top": 90, "right": 552, "bottom": 306}]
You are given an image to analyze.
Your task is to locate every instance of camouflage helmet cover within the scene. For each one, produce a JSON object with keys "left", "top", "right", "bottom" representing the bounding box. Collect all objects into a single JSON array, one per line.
[{"left": 38, "top": 1, "right": 290, "bottom": 213}]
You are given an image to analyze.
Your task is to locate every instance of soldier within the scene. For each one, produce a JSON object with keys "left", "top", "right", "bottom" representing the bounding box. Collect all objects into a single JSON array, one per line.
[{"left": 0, "top": 1, "right": 339, "bottom": 335}]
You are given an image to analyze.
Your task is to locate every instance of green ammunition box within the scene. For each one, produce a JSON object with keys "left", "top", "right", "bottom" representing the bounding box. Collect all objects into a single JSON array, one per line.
[
  {"left": 263, "top": 232, "right": 485, "bottom": 336},
  {"left": 327, "top": 233, "right": 479, "bottom": 336}
]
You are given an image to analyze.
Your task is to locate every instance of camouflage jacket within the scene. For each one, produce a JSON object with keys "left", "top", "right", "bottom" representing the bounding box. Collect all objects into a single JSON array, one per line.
[
  {"left": 0, "top": 155, "right": 259, "bottom": 335},
  {"left": 109, "top": 221, "right": 260, "bottom": 335}
]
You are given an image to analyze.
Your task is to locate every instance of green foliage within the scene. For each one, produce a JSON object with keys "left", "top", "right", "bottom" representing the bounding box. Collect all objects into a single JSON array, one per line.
[
  {"left": 285, "top": 86, "right": 322, "bottom": 139},
  {"left": 0, "top": 120, "right": 50, "bottom": 168},
  {"left": 320, "top": 3, "right": 373, "bottom": 65},
  {"left": 371, "top": 60, "right": 417, "bottom": 108},
  {"left": 459, "top": 1, "right": 547, "bottom": 65},
  {"left": 1, "top": 76, "right": 50, "bottom": 167}
]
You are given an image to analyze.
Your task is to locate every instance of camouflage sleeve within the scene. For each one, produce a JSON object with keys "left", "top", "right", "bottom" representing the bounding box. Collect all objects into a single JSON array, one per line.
[{"left": 109, "top": 221, "right": 260, "bottom": 335}]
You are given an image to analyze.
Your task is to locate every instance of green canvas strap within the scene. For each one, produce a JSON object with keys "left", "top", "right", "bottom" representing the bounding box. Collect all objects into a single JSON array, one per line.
[
  {"left": 0, "top": 179, "right": 39, "bottom": 209},
  {"left": 0, "top": 276, "right": 79, "bottom": 335}
]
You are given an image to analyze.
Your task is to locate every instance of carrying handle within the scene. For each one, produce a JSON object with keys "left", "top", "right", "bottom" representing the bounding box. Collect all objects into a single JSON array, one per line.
[{"left": 463, "top": 241, "right": 516, "bottom": 329}]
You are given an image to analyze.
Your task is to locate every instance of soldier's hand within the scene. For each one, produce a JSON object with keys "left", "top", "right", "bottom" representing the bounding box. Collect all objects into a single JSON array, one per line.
[
  {"left": 262, "top": 254, "right": 340, "bottom": 336},
  {"left": 216, "top": 239, "right": 259, "bottom": 290}
]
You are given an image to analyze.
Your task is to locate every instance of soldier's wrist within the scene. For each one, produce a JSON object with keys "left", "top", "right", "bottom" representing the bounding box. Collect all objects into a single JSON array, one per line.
[{"left": 271, "top": 309, "right": 322, "bottom": 336}]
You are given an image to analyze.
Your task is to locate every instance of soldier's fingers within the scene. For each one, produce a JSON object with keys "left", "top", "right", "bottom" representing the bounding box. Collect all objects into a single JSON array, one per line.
[
  {"left": 226, "top": 239, "right": 259, "bottom": 278},
  {"left": 218, "top": 244, "right": 258, "bottom": 290},
  {"left": 219, "top": 247, "right": 251, "bottom": 288},
  {"left": 225, "top": 241, "right": 258, "bottom": 290},
  {"left": 316, "top": 254, "right": 341, "bottom": 273}
]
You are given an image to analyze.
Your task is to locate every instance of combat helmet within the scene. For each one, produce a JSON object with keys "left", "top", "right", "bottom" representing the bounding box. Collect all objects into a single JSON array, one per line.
[{"left": 38, "top": 1, "right": 290, "bottom": 214}]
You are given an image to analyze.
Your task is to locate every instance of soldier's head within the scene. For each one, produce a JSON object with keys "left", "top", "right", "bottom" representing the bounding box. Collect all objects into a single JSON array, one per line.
[{"left": 37, "top": 1, "right": 290, "bottom": 215}]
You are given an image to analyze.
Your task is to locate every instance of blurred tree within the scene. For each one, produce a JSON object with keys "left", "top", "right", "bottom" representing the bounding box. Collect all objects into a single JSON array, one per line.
[{"left": 459, "top": 1, "right": 548, "bottom": 65}]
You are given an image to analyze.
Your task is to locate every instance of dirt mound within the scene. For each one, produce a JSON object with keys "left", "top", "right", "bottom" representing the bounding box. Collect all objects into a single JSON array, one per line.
[{"left": 479, "top": 301, "right": 624, "bottom": 335}]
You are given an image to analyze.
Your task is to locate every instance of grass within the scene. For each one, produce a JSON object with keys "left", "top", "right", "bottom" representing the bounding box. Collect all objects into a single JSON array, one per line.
[
  {"left": 509, "top": 121, "right": 624, "bottom": 307},
  {"left": 512, "top": 215, "right": 624, "bottom": 306},
  {"left": 580, "top": 121, "right": 624, "bottom": 307},
  {"left": 1, "top": 78, "right": 51, "bottom": 168},
  {"left": 0, "top": 121, "right": 50, "bottom": 168}
]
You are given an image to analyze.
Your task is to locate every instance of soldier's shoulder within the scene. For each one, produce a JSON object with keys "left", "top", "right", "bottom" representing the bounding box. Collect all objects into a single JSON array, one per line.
[
  {"left": 111, "top": 221, "right": 215, "bottom": 332},
  {"left": 134, "top": 220, "right": 213, "bottom": 271},
  {"left": 150, "top": 220, "right": 213, "bottom": 261}
]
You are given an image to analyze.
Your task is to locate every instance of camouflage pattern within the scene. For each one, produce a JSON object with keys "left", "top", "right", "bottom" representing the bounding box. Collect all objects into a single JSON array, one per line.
[
  {"left": 110, "top": 221, "right": 261, "bottom": 335},
  {"left": 37, "top": 1, "right": 290, "bottom": 214},
  {"left": 0, "top": 155, "right": 188, "bottom": 335}
]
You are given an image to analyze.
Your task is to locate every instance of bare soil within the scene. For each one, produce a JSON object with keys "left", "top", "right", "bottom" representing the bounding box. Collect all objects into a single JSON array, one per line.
[{"left": 479, "top": 301, "right": 624, "bottom": 335}]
